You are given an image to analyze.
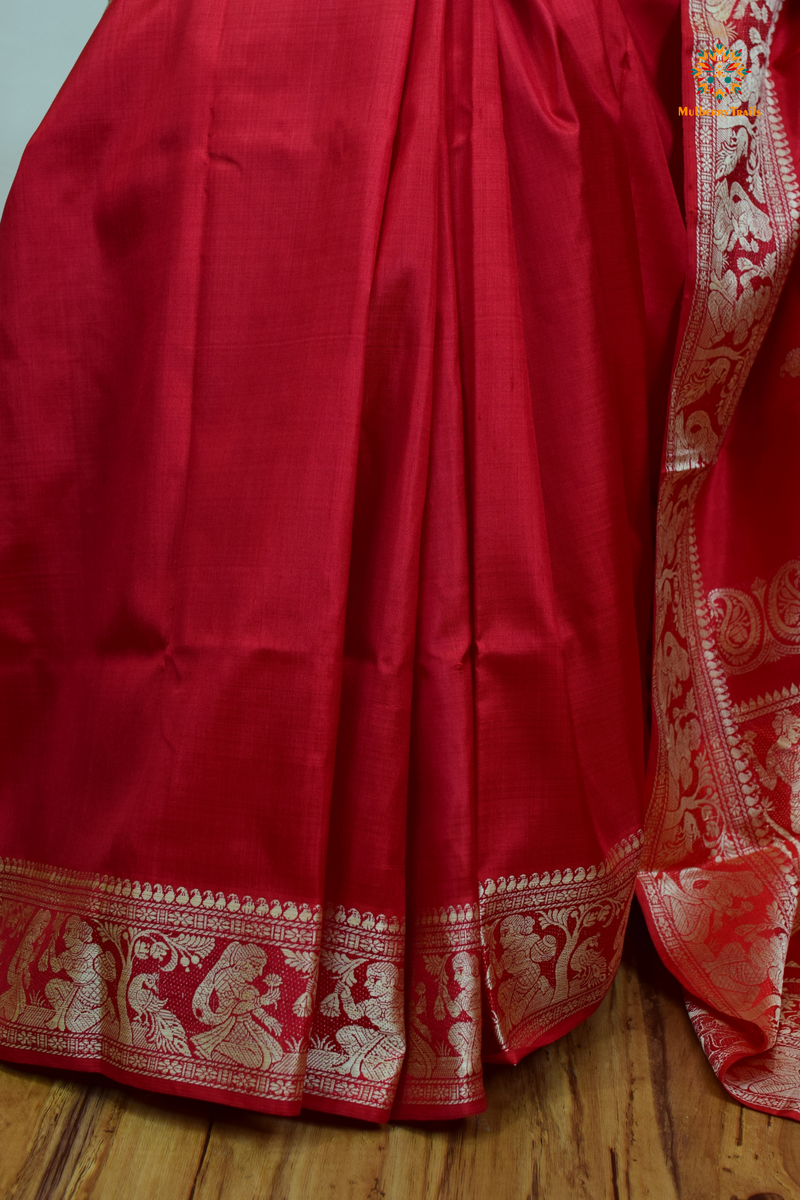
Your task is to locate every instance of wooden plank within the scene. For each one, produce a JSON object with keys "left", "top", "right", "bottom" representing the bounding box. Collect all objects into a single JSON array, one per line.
[
  {"left": 0, "top": 1065, "right": 55, "bottom": 1196},
  {"left": 59, "top": 1090, "right": 209, "bottom": 1200},
  {"left": 0, "top": 1073, "right": 209, "bottom": 1200},
  {"left": 3, "top": 910, "right": 800, "bottom": 1199}
]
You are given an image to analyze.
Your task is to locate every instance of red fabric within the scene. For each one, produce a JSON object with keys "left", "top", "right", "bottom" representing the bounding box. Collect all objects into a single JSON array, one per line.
[
  {"left": 0, "top": 0, "right": 797, "bottom": 1124},
  {"left": 0, "top": 0, "right": 682, "bottom": 898},
  {"left": 638, "top": 0, "right": 800, "bottom": 1122}
]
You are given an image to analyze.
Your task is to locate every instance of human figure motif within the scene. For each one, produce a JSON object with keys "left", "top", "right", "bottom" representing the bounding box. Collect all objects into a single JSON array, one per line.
[
  {"left": 44, "top": 915, "right": 117, "bottom": 1035},
  {"left": 406, "top": 953, "right": 480, "bottom": 1080},
  {"left": 191, "top": 942, "right": 283, "bottom": 1070},
  {"left": 331, "top": 962, "right": 405, "bottom": 1082},
  {"left": 445, "top": 952, "right": 482, "bottom": 1078},
  {"left": 0, "top": 909, "right": 51, "bottom": 1023},
  {"left": 743, "top": 712, "right": 800, "bottom": 831},
  {"left": 495, "top": 915, "right": 557, "bottom": 1032}
]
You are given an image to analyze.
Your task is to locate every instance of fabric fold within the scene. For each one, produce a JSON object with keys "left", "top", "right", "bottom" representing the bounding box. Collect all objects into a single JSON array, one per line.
[
  {"left": 11, "top": 0, "right": 800, "bottom": 1128},
  {"left": 638, "top": 0, "right": 800, "bottom": 1122}
]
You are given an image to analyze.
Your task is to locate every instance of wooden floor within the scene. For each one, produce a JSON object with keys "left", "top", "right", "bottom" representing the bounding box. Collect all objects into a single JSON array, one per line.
[{"left": 0, "top": 905, "right": 797, "bottom": 1200}]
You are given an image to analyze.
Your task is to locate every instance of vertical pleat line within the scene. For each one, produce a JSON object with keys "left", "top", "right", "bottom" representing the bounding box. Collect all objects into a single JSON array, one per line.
[
  {"left": 301, "top": 0, "right": 445, "bottom": 1120},
  {"left": 393, "top": 0, "right": 484, "bottom": 1116}
]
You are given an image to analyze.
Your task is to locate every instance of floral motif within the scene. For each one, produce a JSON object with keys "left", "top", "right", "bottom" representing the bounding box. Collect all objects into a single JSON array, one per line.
[
  {"left": 0, "top": 857, "right": 321, "bottom": 1108},
  {"left": 480, "top": 837, "right": 640, "bottom": 1055},
  {"left": 0, "top": 836, "right": 641, "bottom": 1119},
  {"left": 667, "top": 6, "right": 798, "bottom": 473},
  {"left": 641, "top": 0, "right": 800, "bottom": 1123}
]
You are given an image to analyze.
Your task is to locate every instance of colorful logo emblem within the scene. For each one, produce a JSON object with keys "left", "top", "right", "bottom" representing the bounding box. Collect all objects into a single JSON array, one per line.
[{"left": 692, "top": 41, "right": 748, "bottom": 106}]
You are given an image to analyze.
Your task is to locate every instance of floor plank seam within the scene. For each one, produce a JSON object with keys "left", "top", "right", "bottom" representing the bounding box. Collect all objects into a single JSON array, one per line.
[
  {"left": 30, "top": 1090, "right": 98, "bottom": 1200},
  {"left": 186, "top": 1122, "right": 214, "bottom": 1200}
]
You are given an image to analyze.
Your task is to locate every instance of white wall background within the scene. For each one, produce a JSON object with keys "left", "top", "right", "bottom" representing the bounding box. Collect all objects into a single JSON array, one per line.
[{"left": 0, "top": 0, "right": 106, "bottom": 211}]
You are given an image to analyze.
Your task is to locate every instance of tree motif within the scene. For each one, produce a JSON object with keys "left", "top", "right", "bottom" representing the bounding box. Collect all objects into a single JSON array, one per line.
[{"left": 96, "top": 921, "right": 214, "bottom": 1046}]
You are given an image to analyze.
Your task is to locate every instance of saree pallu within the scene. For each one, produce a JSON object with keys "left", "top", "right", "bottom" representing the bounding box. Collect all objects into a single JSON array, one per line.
[{"left": 0, "top": 0, "right": 798, "bottom": 1124}]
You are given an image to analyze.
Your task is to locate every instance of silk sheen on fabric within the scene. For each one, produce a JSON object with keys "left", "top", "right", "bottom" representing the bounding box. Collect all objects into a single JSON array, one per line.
[
  {"left": 0, "top": 0, "right": 798, "bottom": 1123},
  {"left": 638, "top": 0, "right": 800, "bottom": 1122}
]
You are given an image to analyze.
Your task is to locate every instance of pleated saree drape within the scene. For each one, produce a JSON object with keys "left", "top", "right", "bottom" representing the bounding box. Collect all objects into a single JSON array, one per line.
[{"left": 0, "top": 0, "right": 799, "bottom": 1123}]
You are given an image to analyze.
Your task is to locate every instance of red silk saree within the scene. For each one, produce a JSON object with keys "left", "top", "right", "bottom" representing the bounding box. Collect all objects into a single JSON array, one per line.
[{"left": 0, "top": 0, "right": 798, "bottom": 1123}]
